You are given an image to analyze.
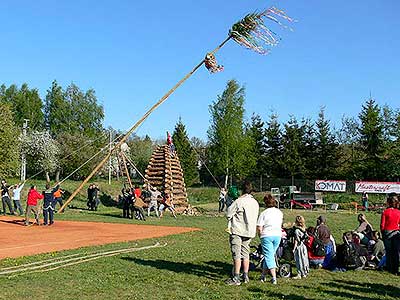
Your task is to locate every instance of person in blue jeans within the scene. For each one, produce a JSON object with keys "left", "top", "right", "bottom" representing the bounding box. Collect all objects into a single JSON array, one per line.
[
  {"left": 12, "top": 181, "right": 25, "bottom": 215},
  {"left": 316, "top": 215, "right": 335, "bottom": 269},
  {"left": 257, "top": 194, "right": 283, "bottom": 284},
  {"left": 42, "top": 182, "right": 59, "bottom": 225}
]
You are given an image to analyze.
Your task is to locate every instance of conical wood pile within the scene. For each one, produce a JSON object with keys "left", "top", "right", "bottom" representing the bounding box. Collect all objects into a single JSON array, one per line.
[{"left": 145, "top": 145, "right": 188, "bottom": 212}]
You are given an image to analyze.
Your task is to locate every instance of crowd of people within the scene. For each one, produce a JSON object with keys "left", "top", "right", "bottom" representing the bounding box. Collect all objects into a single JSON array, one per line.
[
  {"left": 1, "top": 177, "right": 179, "bottom": 225},
  {"left": 118, "top": 184, "right": 177, "bottom": 220},
  {"left": 224, "top": 182, "right": 400, "bottom": 286},
  {"left": 1, "top": 179, "right": 64, "bottom": 226}
]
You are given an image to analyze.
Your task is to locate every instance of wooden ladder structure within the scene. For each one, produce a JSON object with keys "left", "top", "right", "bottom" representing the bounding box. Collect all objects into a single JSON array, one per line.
[{"left": 145, "top": 145, "right": 188, "bottom": 212}]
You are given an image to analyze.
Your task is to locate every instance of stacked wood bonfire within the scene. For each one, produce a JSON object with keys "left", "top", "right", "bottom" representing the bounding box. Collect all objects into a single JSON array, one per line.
[{"left": 144, "top": 145, "right": 188, "bottom": 212}]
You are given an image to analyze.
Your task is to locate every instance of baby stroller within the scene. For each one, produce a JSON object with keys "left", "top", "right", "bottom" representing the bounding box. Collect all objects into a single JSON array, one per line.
[
  {"left": 249, "top": 238, "right": 293, "bottom": 278},
  {"left": 336, "top": 231, "right": 367, "bottom": 270}
]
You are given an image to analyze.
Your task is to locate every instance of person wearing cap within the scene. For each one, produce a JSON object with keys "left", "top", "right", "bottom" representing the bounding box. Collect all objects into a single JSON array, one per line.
[{"left": 316, "top": 215, "right": 335, "bottom": 268}]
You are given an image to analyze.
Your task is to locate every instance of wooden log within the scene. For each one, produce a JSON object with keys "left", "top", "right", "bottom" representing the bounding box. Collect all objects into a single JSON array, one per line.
[{"left": 146, "top": 171, "right": 165, "bottom": 176}]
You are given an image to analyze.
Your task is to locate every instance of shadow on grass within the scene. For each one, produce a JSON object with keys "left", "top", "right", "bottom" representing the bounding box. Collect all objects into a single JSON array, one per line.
[
  {"left": 329, "top": 279, "right": 400, "bottom": 299},
  {"left": 319, "top": 289, "right": 381, "bottom": 300},
  {"left": 99, "top": 193, "right": 119, "bottom": 208},
  {"left": 122, "top": 257, "right": 231, "bottom": 280},
  {"left": 248, "top": 287, "right": 309, "bottom": 300},
  {"left": 93, "top": 212, "right": 124, "bottom": 219},
  {"left": 0, "top": 219, "right": 25, "bottom": 226},
  {"left": 61, "top": 193, "right": 118, "bottom": 211}
]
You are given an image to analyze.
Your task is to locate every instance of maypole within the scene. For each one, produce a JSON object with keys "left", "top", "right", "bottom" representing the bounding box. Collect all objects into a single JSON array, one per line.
[{"left": 58, "top": 6, "right": 294, "bottom": 213}]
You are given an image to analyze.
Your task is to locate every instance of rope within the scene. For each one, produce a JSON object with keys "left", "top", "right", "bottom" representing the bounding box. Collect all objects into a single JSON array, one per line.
[
  {"left": 1, "top": 242, "right": 165, "bottom": 277},
  {"left": 24, "top": 131, "right": 108, "bottom": 182},
  {"left": 121, "top": 153, "right": 146, "bottom": 181},
  {"left": 187, "top": 140, "right": 222, "bottom": 189},
  {"left": 123, "top": 138, "right": 222, "bottom": 190},
  {"left": 58, "top": 146, "right": 108, "bottom": 184},
  {"left": 0, "top": 252, "right": 83, "bottom": 271}
]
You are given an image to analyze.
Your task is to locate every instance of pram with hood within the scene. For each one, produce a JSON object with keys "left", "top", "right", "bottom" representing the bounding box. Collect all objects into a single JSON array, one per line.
[{"left": 249, "top": 229, "right": 294, "bottom": 278}]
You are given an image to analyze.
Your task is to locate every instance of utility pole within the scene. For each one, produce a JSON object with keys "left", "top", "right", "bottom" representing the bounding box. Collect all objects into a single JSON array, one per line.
[
  {"left": 20, "top": 119, "right": 29, "bottom": 181},
  {"left": 108, "top": 129, "right": 112, "bottom": 185}
]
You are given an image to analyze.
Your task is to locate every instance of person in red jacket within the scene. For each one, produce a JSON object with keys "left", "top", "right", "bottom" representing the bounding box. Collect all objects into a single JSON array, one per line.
[
  {"left": 134, "top": 185, "right": 141, "bottom": 199},
  {"left": 25, "top": 185, "right": 44, "bottom": 226},
  {"left": 305, "top": 227, "right": 325, "bottom": 268},
  {"left": 380, "top": 193, "right": 400, "bottom": 274}
]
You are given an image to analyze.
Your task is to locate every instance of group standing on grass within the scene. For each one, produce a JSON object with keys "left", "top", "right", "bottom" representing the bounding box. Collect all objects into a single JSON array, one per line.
[
  {"left": 1, "top": 178, "right": 64, "bottom": 226},
  {"left": 118, "top": 184, "right": 176, "bottom": 220},
  {"left": 225, "top": 182, "right": 400, "bottom": 286},
  {"left": 2, "top": 179, "right": 28, "bottom": 216},
  {"left": 25, "top": 183, "right": 60, "bottom": 226},
  {"left": 87, "top": 184, "right": 100, "bottom": 211}
]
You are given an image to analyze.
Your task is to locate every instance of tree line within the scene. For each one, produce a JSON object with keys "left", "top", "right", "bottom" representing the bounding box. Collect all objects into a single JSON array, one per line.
[
  {"left": 0, "top": 81, "right": 106, "bottom": 180},
  {"left": 1, "top": 79, "right": 399, "bottom": 186},
  {"left": 173, "top": 80, "right": 400, "bottom": 186}
]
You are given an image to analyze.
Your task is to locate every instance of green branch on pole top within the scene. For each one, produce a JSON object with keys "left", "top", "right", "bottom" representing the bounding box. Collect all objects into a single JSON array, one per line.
[{"left": 229, "top": 6, "right": 295, "bottom": 54}]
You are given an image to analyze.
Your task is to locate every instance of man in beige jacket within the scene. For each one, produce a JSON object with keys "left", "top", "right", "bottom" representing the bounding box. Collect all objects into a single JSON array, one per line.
[{"left": 226, "top": 181, "right": 259, "bottom": 285}]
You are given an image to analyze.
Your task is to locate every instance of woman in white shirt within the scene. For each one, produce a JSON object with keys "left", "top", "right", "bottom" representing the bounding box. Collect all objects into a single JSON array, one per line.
[{"left": 257, "top": 194, "right": 283, "bottom": 284}]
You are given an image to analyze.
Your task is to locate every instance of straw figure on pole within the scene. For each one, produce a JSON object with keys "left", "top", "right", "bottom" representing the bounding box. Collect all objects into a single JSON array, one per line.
[{"left": 58, "top": 6, "right": 294, "bottom": 213}]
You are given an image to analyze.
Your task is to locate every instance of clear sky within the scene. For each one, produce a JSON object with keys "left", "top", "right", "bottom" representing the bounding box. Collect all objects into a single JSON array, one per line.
[{"left": 0, "top": 0, "right": 399, "bottom": 140}]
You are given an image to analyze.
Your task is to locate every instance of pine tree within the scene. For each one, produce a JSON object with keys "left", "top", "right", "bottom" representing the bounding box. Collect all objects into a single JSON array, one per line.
[
  {"left": 248, "top": 113, "right": 266, "bottom": 176},
  {"left": 172, "top": 119, "right": 199, "bottom": 186},
  {"left": 337, "top": 116, "right": 361, "bottom": 179},
  {"left": 381, "top": 107, "right": 400, "bottom": 180},
  {"left": 264, "top": 113, "right": 283, "bottom": 177},
  {"left": 301, "top": 118, "right": 317, "bottom": 178},
  {"left": 281, "top": 116, "right": 305, "bottom": 179},
  {"left": 314, "top": 107, "right": 339, "bottom": 179},
  {"left": 358, "top": 98, "right": 384, "bottom": 179}
]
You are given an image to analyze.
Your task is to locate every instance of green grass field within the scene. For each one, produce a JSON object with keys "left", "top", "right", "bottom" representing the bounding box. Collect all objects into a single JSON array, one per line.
[{"left": 0, "top": 181, "right": 398, "bottom": 300}]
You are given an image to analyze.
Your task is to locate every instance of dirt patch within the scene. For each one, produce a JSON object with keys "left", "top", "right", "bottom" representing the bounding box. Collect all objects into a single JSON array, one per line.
[{"left": 0, "top": 216, "right": 199, "bottom": 259}]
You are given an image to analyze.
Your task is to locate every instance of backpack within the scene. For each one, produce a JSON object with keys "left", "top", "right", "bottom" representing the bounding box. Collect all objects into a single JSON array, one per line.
[
  {"left": 286, "top": 226, "right": 307, "bottom": 249},
  {"left": 342, "top": 243, "right": 366, "bottom": 269},
  {"left": 311, "top": 237, "right": 326, "bottom": 257}
]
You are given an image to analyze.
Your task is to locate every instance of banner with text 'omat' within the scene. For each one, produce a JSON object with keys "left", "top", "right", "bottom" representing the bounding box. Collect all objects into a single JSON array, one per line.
[
  {"left": 315, "top": 180, "right": 346, "bottom": 192},
  {"left": 355, "top": 181, "right": 400, "bottom": 194}
]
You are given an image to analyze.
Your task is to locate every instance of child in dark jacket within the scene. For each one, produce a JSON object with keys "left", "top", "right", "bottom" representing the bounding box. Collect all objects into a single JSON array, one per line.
[{"left": 42, "top": 183, "right": 59, "bottom": 225}]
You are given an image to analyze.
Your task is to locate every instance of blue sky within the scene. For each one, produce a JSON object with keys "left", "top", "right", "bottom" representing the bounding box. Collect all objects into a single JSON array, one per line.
[{"left": 0, "top": 0, "right": 399, "bottom": 140}]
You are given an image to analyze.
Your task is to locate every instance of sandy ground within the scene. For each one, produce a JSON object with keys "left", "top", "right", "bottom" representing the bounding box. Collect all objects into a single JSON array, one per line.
[{"left": 0, "top": 216, "right": 198, "bottom": 259}]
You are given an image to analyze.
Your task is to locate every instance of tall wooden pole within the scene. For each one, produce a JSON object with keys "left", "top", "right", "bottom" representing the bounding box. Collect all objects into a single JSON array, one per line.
[
  {"left": 121, "top": 153, "right": 133, "bottom": 189},
  {"left": 58, "top": 36, "right": 232, "bottom": 213},
  {"left": 108, "top": 129, "right": 112, "bottom": 185}
]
